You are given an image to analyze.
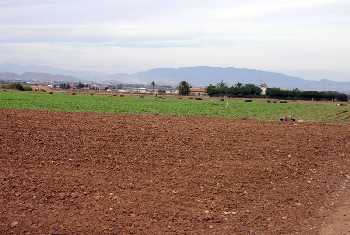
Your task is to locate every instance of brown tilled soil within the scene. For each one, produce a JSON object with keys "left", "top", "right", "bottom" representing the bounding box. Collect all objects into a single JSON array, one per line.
[{"left": 1, "top": 109, "right": 350, "bottom": 234}]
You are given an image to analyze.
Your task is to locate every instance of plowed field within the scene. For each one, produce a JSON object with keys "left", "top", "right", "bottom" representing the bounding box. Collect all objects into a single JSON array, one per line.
[{"left": 1, "top": 109, "right": 349, "bottom": 234}]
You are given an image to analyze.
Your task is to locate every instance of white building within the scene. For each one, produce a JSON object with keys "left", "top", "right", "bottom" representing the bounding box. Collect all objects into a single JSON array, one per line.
[{"left": 260, "top": 84, "right": 268, "bottom": 96}]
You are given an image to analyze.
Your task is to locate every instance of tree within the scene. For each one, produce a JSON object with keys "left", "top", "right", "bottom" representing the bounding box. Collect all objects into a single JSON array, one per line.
[
  {"left": 178, "top": 81, "right": 191, "bottom": 96},
  {"left": 151, "top": 81, "right": 156, "bottom": 94}
]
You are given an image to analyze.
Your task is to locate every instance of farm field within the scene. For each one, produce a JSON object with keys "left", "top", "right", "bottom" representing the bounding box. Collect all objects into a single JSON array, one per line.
[
  {"left": 0, "top": 91, "right": 349, "bottom": 122},
  {"left": 1, "top": 109, "right": 350, "bottom": 234}
]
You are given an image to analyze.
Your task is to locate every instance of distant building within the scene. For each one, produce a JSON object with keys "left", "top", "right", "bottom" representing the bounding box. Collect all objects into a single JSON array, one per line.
[
  {"left": 260, "top": 84, "right": 268, "bottom": 96},
  {"left": 165, "top": 89, "right": 177, "bottom": 95},
  {"left": 190, "top": 87, "right": 208, "bottom": 96},
  {"left": 135, "top": 88, "right": 149, "bottom": 94}
]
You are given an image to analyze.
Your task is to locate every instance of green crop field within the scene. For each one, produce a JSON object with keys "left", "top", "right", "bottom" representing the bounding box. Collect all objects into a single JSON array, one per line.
[{"left": 0, "top": 91, "right": 349, "bottom": 122}]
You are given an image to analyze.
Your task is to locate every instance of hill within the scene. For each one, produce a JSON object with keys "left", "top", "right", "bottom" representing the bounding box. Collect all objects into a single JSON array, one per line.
[{"left": 129, "top": 66, "right": 350, "bottom": 92}]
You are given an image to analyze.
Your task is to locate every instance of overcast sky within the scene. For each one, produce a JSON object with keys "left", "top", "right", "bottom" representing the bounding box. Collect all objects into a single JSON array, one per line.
[{"left": 0, "top": 0, "right": 349, "bottom": 80}]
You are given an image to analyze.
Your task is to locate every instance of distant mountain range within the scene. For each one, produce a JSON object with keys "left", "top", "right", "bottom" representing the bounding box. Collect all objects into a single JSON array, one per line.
[
  {"left": 0, "top": 63, "right": 104, "bottom": 80},
  {"left": 0, "top": 72, "right": 78, "bottom": 83},
  {"left": 1, "top": 64, "right": 350, "bottom": 93}
]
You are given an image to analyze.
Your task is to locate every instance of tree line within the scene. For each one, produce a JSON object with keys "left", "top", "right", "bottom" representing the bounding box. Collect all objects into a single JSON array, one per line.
[
  {"left": 205, "top": 82, "right": 348, "bottom": 101},
  {"left": 266, "top": 88, "right": 348, "bottom": 101}
]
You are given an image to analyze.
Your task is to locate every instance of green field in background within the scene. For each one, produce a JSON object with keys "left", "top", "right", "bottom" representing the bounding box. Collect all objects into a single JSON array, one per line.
[{"left": 0, "top": 91, "right": 349, "bottom": 122}]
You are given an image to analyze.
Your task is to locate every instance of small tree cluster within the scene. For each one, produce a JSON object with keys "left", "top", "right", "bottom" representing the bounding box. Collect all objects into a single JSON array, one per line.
[
  {"left": 59, "top": 83, "right": 71, "bottom": 89},
  {"left": 76, "top": 82, "right": 89, "bottom": 89},
  {"left": 207, "top": 82, "right": 262, "bottom": 97}
]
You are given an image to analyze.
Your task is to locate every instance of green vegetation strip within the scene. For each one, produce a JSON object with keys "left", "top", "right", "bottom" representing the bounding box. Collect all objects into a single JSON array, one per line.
[{"left": 0, "top": 91, "right": 349, "bottom": 123}]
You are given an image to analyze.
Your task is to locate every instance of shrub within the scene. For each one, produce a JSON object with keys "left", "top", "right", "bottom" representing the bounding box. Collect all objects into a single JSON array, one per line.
[
  {"left": 23, "top": 85, "right": 33, "bottom": 91},
  {"left": 2, "top": 83, "right": 32, "bottom": 91}
]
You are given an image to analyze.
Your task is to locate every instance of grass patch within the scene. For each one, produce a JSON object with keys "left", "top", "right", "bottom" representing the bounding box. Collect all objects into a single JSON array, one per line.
[{"left": 0, "top": 91, "right": 349, "bottom": 122}]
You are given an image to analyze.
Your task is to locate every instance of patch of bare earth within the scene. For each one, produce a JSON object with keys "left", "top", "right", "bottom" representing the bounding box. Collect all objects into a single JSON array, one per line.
[
  {"left": 320, "top": 182, "right": 350, "bottom": 235},
  {"left": 0, "top": 109, "right": 350, "bottom": 234}
]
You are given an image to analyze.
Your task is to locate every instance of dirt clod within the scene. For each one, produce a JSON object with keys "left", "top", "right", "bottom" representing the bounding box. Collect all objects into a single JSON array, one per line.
[{"left": 10, "top": 221, "right": 18, "bottom": 228}]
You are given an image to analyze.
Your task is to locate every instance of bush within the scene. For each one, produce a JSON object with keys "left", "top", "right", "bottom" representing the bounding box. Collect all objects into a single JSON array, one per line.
[
  {"left": 2, "top": 83, "right": 32, "bottom": 91},
  {"left": 23, "top": 85, "right": 33, "bottom": 91}
]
